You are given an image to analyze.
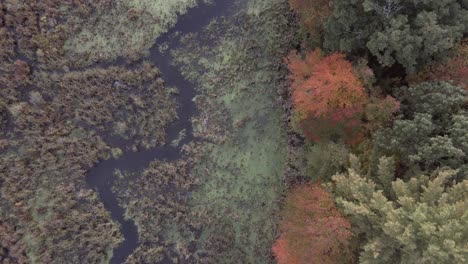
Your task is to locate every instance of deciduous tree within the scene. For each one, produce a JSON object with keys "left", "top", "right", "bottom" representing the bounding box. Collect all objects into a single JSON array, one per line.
[
  {"left": 287, "top": 49, "right": 368, "bottom": 143},
  {"left": 408, "top": 41, "right": 468, "bottom": 89},
  {"left": 364, "top": 95, "right": 400, "bottom": 131},
  {"left": 288, "top": 0, "right": 332, "bottom": 38},
  {"left": 273, "top": 184, "right": 353, "bottom": 264}
]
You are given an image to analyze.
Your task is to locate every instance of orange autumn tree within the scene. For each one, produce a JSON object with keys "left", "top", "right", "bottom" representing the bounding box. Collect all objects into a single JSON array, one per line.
[
  {"left": 408, "top": 40, "right": 468, "bottom": 90},
  {"left": 287, "top": 49, "right": 368, "bottom": 143},
  {"left": 272, "top": 184, "right": 352, "bottom": 264},
  {"left": 408, "top": 58, "right": 468, "bottom": 90}
]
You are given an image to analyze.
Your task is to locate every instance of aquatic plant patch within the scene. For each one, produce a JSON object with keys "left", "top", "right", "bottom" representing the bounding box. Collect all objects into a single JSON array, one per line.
[
  {"left": 0, "top": 0, "right": 115, "bottom": 70},
  {"left": 113, "top": 143, "right": 205, "bottom": 263},
  {"left": 172, "top": 0, "right": 295, "bottom": 262},
  {"left": 33, "top": 64, "right": 177, "bottom": 150},
  {"left": 0, "top": 59, "right": 179, "bottom": 261},
  {"left": 0, "top": 0, "right": 298, "bottom": 263},
  {"left": 64, "top": 0, "right": 207, "bottom": 66}
]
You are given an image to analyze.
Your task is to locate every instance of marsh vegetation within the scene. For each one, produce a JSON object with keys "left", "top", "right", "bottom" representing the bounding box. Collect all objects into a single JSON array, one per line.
[
  {"left": 1, "top": 0, "right": 466, "bottom": 264},
  {"left": 1, "top": 0, "right": 294, "bottom": 263}
]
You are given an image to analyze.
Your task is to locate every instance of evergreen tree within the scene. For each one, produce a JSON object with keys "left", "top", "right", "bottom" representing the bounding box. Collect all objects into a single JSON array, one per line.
[
  {"left": 332, "top": 158, "right": 468, "bottom": 264},
  {"left": 374, "top": 82, "right": 467, "bottom": 177},
  {"left": 323, "top": 0, "right": 468, "bottom": 72}
]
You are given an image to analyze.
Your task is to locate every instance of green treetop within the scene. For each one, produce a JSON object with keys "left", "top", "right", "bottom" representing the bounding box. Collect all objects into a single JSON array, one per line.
[
  {"left": 323, "top": 0, "right": 468, "bottom": 72},
  {"left": 374, "top": 82, "right": 467, "bottom": 178},
  {"left": 332, "top": 156, "right": 468, "bottom": 264}
]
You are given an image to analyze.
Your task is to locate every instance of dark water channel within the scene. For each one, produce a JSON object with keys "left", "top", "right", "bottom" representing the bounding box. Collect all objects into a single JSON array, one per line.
[{"left": 85, "top": 1, "right": 234, "bottom": 264}]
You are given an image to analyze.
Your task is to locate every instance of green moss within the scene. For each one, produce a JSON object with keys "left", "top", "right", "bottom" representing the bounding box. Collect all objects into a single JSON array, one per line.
[{"left": 24, "top": 188, "right": 122, "bottom": 264}]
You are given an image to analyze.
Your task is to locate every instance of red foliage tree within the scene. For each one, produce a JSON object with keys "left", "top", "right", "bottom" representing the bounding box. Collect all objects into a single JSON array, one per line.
[
  {"left": 407, "top": 41, "right": 468, "bottom": 90},
  {"left": 408, "top": 57, "right": 468, "bottom": 90},
  {"left": 272, "top": 184, "right": 352, "bottom": 264},
  {"left": 286, "top": 49, "right": 368, "bottom": 143}
]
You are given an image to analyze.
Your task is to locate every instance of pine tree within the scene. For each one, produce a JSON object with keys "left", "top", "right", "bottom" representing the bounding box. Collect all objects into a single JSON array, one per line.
[
  {"left": 374, "top": 82, "right": 467, "bottom": 177},
  {"left": 323, "top": 0, "right": 468, "bottom": 72},
  {"left": 332, "top": 158, "right": 468, "bottom": 264}
]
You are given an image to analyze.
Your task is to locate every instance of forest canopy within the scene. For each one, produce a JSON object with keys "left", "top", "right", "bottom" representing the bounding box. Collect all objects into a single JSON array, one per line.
[
  {"left": 277, "top": 0, "right": 467, "bottom": 263},
  {"left": 323, "top": 0, "right": 468, "bottom": 72}
]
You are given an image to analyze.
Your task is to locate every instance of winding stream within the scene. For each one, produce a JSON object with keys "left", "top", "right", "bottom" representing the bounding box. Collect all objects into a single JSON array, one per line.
[{"left": 85, "top": 1, "right": 234, "bottom": 263}]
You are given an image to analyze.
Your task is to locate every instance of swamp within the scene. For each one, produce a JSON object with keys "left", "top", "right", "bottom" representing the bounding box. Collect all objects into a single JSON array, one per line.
[
  {"left": 1, "top": 0, "right": 294, "bottom": 263},
  {"left": 2, "top": 0, "right": 466, "bottom": 264}
]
